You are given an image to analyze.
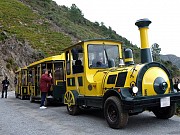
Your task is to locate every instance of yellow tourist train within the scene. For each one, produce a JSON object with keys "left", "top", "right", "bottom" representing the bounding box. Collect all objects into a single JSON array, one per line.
[
  {"left": 63, "top": 18, "right": 180, "bottom": 129},
  {"left": 15, "top": 18, "right": 180, "bottom": 129}
]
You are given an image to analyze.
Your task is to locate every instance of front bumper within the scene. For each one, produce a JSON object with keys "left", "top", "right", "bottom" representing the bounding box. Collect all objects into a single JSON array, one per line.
[{"left": 121, "top": 92, "right": 180, "bottom": 110}]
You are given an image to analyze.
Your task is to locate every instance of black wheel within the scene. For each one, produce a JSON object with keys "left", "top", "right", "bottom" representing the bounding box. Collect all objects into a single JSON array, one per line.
[
  {"left": 44, "top": 98, "right": 49, "bottom": 106},
  {"left": 15, "top": 93, "right": 18, "bottom": 98},
  {"left": 20, "top": 95, "right": 24, "bottom": 100},
  {"left": 64, "top": 91, "right": 80, "bottom": 115},
  {"left": 80, "top": 106, "right": 92, "bottom": 110},
  {"left": 30, "top": 95, "right": 34, "bottom": 103},
  {"left": 153, "top": 103, "right": 176, "bottom": 119},
  {"left": 67, "top": 105, "right": 80, "bottom": 115},
  {"left": 104, "top": 96, "right": 129, "bottom": 129}
]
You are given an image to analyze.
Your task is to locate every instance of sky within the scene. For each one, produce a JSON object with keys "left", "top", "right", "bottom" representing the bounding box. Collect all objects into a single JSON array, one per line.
[{"left": 53, "top": 0, "right": 180, "bottom": 57}]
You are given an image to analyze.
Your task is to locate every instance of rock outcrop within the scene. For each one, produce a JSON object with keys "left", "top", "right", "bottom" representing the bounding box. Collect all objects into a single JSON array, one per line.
[{"left": 0, "top": 33, "right": 44, "bottom": 91}]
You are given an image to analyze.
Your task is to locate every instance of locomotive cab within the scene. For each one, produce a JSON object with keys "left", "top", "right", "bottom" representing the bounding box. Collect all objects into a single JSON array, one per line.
[{"left": 64, "top": 39, "right": 123, "bottom": 100}]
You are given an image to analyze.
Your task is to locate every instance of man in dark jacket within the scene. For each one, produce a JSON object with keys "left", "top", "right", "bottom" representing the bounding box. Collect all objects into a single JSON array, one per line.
[
  {"left": 39, "top": 69, "right": 52, "bottom": 109},
  {"left": 2, "top": 76, "right": 10, "bottom": 98}
]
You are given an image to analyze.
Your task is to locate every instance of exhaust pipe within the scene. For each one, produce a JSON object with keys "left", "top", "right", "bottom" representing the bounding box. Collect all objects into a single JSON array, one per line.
[{"left": 135, "top": 18, "right": 153, "bottom": 63}]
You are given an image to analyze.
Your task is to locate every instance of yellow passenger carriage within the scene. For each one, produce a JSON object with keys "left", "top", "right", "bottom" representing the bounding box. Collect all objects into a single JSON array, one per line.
[
  {"left": 15, "top": 66, "right": 29, "bottom": 99},
  {"left": 27, "top": 54, "right": 65, "bottom": 105}
]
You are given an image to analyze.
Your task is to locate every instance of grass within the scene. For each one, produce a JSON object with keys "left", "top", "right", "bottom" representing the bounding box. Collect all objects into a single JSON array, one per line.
[{"left": 0, "top": 0, "right": 71, "bottom": 56}]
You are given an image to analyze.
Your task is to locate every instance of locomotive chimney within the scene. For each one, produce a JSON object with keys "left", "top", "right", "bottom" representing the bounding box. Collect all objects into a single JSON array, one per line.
[{"left": 135, "top": 18, "right": 153, "bottom": 63}]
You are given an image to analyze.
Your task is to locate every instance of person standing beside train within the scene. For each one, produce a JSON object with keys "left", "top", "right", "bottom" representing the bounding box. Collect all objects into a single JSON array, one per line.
[
  {"left": 1, "top": 76, "right": 10, "bottom": 98},
  {"left": 39, "top": 69, "right": 52, "bottom": 109}
]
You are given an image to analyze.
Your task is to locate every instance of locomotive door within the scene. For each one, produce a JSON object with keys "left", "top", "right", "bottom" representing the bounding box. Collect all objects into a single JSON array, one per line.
[{"left": 65, "top": 47, "right": 85, "bottom": 95}]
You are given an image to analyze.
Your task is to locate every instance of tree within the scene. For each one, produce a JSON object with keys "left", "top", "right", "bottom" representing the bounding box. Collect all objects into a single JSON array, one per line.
[
  {"left": 151, "top": 43, "right": 161, "bottom": 61},
  {"left": 68, "top": 4, "right": 84, "bottom": 24}
]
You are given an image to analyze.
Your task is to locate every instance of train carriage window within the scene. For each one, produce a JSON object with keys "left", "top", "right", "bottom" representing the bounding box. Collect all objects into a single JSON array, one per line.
[
  {"left": 32, "top": 69, "right": 35, "bottom": 85},
  {"left": 47, "top": 63, "right": 53, "bottom": 73},
  {"left": 21, "top": 70, "right": 27, "bottom": 85},
  {"left": 41, "top": 63, "right": 46, "bottom": 74},
  {"left": 54, "top": 62, "right": 64, "bottom": 80},
  {"left": 71, "top": 45, "right": 84, "bottom": 74},
  {"left": 28, "top": 69, "right": 34, "bottom": 84},
  {"left": 66, "top": 51, "right": 71, "bottom": 75},
  {"left": 88, "top": 45, "right": 120, "bottom": 68},
  {"left": 36, "top": 66, "right": 40, "bottom": 86},
  {"left": 18, "top": 72, "right": 21, "bottom": 85}
]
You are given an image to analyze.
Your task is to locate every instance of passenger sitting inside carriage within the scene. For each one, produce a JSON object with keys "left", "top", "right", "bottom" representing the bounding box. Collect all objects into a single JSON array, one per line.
[
  {"left": 73, "top": 60, "right": 83, "bottom": 74},
  {"left": 92, "top": 56, "right": 107, "bottom": 68}
]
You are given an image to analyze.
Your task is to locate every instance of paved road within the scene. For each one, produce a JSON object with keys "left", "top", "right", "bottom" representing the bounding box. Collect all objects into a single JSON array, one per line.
[{"left": 0, "top": 91, "right": 180, "bottom": 135}]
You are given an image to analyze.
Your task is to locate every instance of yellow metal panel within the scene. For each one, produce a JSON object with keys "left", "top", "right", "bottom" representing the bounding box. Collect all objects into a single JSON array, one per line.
[
  {"left": 142, "top": 67, "right": 170, "bottom": 96},
  {"left": 139, "top": 28, "right": 150, "bottom": 49},
  {"left": 124, "top": 65, "right": 143, "bottom": 87},
  {"left": 125, "top": 58, "right": 134, "bottom": 62}
]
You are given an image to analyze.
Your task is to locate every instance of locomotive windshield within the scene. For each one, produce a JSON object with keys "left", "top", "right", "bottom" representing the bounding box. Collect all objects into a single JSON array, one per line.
[{"left": 88, "top": 44, "right": 119, "bottom": 68}]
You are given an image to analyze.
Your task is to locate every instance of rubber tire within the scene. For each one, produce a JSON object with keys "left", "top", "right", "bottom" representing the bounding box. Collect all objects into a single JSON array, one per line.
[
  {"left": 15, "top": 93, "right": 18, "bottom": 98},
  {"left": 153, "top": 103, "right": 176, "bottom": 119},
  {"left": 67, "top": 105, "right": 80, "bottom": 115},
  {"left": 44, "top": 98, "right": 49, "bottom": 106},
  {"left": 30, "top": 95, "right": 34, "bottom": 103},
  {"left": 20, "top": 95, "right": 24, "bottom": 100},
  {"left": 104, "top": 96, "right": 129, "bottom": 129}
]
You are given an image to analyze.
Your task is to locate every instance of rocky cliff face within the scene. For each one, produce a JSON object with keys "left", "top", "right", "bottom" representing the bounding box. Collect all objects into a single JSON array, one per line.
[{"left": 0, "top": 32, "right": 44, "bottom": 91}]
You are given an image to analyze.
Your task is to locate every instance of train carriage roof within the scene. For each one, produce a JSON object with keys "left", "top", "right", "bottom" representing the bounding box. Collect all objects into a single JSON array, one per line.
[
  {"left": 28, "top": 53, "right": 65, "bottom": 67},
  {"left": 63, "top": 39, "right": 123, "bottom": 51},
  {"left": 15, "top": 66, "right": 27, "bottom": 73}
]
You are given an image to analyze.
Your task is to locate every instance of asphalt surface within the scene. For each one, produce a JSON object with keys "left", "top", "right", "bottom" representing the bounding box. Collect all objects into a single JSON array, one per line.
[{"left": 0, "top": 91, "right": 180, "bottom": 135}]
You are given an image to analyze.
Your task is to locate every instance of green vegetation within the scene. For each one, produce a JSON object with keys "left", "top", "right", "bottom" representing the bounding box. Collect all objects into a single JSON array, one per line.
[
  {"left": 162, "top": 61, "right": 180, "bottom": 77},
  {"left": 151, "top": 43, "right": 180, "bottom": 78},
  {"left": 20, "top": 0, "right": 135, "bottom": 46},
  {"left": 151, "top": 43, "right": 161, "bottom": 61},
  {"left": 0, "top": 0, "right": 141, "bottom": 59},
  {"left": 6, "top": 63, "right": 11, "bottom": 70},
  {"left": 0, "top": 0, "right": 71, "bottom": 56},
  {"left": 5, "top": 58, "right": 18, "bottom": 71}
]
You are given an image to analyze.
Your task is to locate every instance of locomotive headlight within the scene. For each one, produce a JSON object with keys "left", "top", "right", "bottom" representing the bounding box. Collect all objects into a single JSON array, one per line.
[{"left": 132, "top": 86, "right": 138, "bottom": 93}]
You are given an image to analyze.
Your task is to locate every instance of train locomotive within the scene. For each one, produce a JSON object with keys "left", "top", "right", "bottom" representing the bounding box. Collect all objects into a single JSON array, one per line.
[{"left": 64, "top": 18, "right": 180, "bottom": 129}]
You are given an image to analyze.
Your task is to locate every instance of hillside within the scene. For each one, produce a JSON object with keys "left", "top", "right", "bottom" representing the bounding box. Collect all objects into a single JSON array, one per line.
[
  {"left": 0, "top": 0, "right": 73, "bottom": 56},
  {"left": 19, "top": 0, "right": 137, "bottom": 46},
  {"left": 160, "top": 54, "right": 180, "bottom": 69},
  {"left": 0, "top": 0, "right": 137, "bottom": 90},
  {"left": 0, "top": 0, "right": 71, "bottom": 90}
]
